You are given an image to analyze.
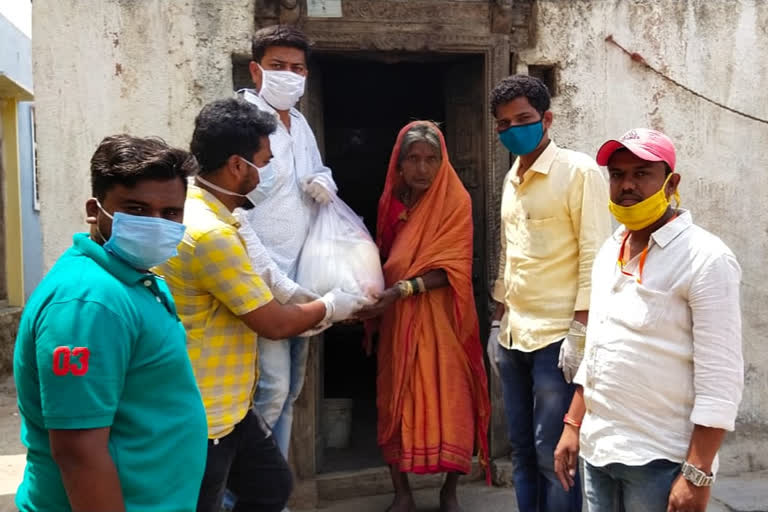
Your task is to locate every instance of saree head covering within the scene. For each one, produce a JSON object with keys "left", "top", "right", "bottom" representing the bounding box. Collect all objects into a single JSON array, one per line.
[{"left": 375, "top": 121, "right": 490, "bottom": 480}]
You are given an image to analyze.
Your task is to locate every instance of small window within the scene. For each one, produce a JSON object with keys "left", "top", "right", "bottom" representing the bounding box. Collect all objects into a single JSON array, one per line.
[
  {"left": 529, "top": 64, "right": 557, "bottom": 97},
  {"left": 30, "top": 106, "right": 40, "bottom": 211}
]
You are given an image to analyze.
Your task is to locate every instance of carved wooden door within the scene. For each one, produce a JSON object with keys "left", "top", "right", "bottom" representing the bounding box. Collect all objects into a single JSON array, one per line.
[{"left": 442, "top": 55, "right": 489, "bottom": 337}]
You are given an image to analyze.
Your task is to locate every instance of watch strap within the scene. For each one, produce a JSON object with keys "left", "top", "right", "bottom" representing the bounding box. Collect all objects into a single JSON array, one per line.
[{"left": 681, "top": 461, "right": 715, "bottom": 487}]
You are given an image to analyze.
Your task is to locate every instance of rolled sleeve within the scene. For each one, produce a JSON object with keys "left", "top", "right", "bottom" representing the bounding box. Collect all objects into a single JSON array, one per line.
[
  {"left": 35, "top": 301, "right": 131, "bottom": 430},
  {"left": 194, "top": 228, "right": 273, "bottom": 316},
  {"left": 688, "top": 252, "right": 743, "bottom": 430},
  {"left": 569, "top": 165, "right": 611, "bottom": 311}
]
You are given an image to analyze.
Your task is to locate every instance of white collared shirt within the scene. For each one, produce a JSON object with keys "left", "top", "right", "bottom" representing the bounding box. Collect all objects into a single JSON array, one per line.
[
  {"left": 575, "top": 210, "right": 744, "bottom": 468},
  {"left": 241, "top": 89, "right": 335, "bottom": 278}
]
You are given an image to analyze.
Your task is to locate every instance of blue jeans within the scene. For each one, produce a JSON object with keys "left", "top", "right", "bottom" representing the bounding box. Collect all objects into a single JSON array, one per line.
[
  {"left": 252, "top": 337, "right": 310, "bottom": 457},
  {"left": 584, "top": 459, "right": 680, "bottom": 512},
  {"left": 494, "top": 340, "right": 581, "bottom": 512}
]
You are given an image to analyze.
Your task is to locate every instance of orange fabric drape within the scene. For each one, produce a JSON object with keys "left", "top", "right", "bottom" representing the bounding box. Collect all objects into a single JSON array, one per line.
[{"left": 375, "top": 121, "right": 490, "bottom": 480}]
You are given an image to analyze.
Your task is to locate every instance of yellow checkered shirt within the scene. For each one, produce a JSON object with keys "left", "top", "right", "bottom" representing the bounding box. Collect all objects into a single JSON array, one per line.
[{"left": 155, "top": 185, "right": 273, "bottom": 438}]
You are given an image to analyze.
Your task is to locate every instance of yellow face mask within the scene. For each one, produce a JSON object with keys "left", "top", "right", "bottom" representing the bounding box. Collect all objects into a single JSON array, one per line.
[{"left": 608, "top": 173, "right": 680, "bottom": 231}]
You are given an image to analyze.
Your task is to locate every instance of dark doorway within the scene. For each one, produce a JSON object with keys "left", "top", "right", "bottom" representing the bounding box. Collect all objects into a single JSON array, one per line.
[
  {"left": 315, "top": 53, "right": 487, "bottom": 473},
  {"left": 319, "top": 56, "right": 446, "bottom": 473}
]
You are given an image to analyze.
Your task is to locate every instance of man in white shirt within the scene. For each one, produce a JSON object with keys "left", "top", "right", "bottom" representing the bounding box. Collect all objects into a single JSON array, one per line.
[
  {"left": 554, "top": 129, "right": 744, "bottom": 512},
  {"left": 240, "top": 25, "right": 337, "bottom": 459}
]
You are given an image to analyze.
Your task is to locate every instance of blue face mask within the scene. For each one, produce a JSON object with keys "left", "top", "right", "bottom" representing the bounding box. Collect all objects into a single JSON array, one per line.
[
  {"left": 498, "top": 120, "right": 544, "bottom": 156},
  {"left": 97, "top": 203, "right": 186, "bottom": 269}
]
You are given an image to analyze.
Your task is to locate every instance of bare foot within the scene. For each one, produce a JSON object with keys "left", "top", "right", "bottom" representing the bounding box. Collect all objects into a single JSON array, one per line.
[
  {"left": 385, "top": 493, "right": 416, "bottom": 512},
  {"left": 439, "top": 489, "right": 463, "bottom": 512}
]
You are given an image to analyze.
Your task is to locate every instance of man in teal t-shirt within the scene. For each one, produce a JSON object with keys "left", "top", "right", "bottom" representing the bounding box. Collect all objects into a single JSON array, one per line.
[{"left": 13, "top": 135, "right": 208, "bottom": 511}]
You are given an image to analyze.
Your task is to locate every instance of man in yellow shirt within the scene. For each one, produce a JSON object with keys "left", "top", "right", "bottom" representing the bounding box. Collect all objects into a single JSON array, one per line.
[
  {"left": 486, "top": 75, "right": 611, "bottom": 512},
  {"left": 155, "top": 98, "right": 367, "bottom": 512}
]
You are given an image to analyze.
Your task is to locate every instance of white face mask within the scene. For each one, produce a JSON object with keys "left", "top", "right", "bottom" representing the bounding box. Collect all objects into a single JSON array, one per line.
[
  {"left": 196, "top": 157, "right": 274, "bottom": 210},
  {"left": 258, "top": 64, "right": 306, "bottom": 111}
]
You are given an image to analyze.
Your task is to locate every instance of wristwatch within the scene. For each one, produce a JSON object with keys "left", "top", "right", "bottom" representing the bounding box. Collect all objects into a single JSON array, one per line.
[{"left": 681, "top": 461, "right": 715, "bottom": 487}]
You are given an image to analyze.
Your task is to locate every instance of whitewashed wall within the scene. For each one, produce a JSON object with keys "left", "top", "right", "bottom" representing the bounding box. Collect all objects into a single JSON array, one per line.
[{"left": 33, "top": 0, "right": 255, "bottom": 267}]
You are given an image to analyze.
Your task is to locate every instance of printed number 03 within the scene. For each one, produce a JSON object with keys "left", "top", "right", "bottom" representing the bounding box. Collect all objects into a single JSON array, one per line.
[{"left": 52, "top": 346, "right": 90, "bottom": 376}]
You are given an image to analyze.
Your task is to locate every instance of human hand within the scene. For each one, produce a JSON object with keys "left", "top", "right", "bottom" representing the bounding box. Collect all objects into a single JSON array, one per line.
[
  {"left": 320, "top": 289, "right": 372, "bottom": 323},
  {"left": 667, "top": 474, "right": 711, "bottom": 512},
  {"left": 356, "top": 288, "right": 400, "bottom": 320},
  {"left": 301, "top": 176, "right": 334, "bottom": 205},
  {"left": 558, "top": 321, "right": 586, "bottom": 383},
  {"left": 554, "top": 424, "right": 580, "bottom": 492}
]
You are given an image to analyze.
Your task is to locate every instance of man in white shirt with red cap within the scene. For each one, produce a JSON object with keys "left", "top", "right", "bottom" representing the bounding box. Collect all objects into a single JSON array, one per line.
[{"left": 553, "top": 128, "right": 744, "bottom": 512}]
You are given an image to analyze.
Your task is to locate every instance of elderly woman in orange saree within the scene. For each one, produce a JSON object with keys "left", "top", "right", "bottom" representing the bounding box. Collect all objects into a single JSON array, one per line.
[{"left": 358, "top": 121, "right": 490, "bottom": 512}]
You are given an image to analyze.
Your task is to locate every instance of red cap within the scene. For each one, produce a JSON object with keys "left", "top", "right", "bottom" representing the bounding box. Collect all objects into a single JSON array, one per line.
[{"left": 596, "top": 128, "right": 676, "bottom": 171}]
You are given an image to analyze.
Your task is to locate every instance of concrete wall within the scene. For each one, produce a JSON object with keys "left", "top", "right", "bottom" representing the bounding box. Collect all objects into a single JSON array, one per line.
[
  {"left": 32, "top": 0, "right": 256, "bottom": 267},
  {"left": 0, "top": 12, "right": 31, "bottom": 89},
  {"left": 519, "top": 0, "right": 768, "bottom": 470}
]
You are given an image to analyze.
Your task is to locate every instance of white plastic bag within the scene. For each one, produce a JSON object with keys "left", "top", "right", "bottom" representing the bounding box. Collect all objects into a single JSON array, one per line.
[{"left": 297, "top": 195, "right": 385, "bottom": 299}]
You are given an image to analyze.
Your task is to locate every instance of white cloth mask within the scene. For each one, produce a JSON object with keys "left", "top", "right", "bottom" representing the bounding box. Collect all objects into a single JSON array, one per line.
[
  {"left": 195, "top": 157, "right": 274, "bottom": 210},
  {"left": 258, "top": 64, "right": 306, "bottom": 111}
]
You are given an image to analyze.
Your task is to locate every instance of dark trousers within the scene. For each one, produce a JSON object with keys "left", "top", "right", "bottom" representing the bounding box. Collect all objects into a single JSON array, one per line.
[
  {"left": 197, "top": 410, "right": 293, "bottom": 512},
  {"left": 494, "top": 340, "right": 582, "bottom": 512}
]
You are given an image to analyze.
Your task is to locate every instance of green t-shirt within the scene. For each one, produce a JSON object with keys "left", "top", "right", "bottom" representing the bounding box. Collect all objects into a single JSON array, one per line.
[{"left": 13, "top": 233, "right": 208, "bottom": 512}]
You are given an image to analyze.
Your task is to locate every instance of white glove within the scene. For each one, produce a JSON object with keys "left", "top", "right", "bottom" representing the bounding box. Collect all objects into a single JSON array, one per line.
[
  {"left": 301, "top": 175, "right": 334, "bottom": 205},
  {"left": 319, "top": 288, "right": 371, "bottom": 323},
  {"left": 486, "top": 324, "right": 501, "bottom": 378},
  {"left": 289, "top": 286, "right": 320, "bottom": 304},
  {"left": 558, "top": 320, "right": 586, "bottom": 383}
]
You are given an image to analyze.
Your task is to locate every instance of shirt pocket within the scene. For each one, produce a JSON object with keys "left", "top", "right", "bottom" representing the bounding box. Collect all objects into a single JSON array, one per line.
[
  {"left": 613, "top": 283, "right": 670, "bottom": 330},
  {"left": 509, "top": 216, "right": 570, "bottom": 260}
]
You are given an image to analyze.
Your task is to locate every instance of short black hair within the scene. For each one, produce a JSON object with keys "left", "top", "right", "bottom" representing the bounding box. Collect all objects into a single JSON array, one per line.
[
  {"left": 190, "top": 98, "right": 277, "bottom": 175},
  {"left": 90, "top": 135, "right": 197, "bottom": 200},
  {"left": 490, "top": 74, "right": 551, "bottom": 117},
  {"left": 251, "top": 25, "right": 311, "bottom": 63}
]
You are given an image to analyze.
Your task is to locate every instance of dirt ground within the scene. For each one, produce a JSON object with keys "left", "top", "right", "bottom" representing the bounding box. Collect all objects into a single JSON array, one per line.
[
  {"left": 0, "top": 376, "right": 23, "bottom": 512},
  {"left": 0, "top": 374, "right": 764, "bottom": 512}
]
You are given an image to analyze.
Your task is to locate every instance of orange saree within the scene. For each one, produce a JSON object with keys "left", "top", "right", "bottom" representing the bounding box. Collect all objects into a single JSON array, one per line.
[{"left": 375, "top": 121, "right": 490, "bottom": 480}]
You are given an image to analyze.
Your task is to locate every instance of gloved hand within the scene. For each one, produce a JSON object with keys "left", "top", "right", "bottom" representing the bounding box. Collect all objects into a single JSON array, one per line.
[
  {"left": 558, "top": 320, "right": 586, "bottom": 383},
  {"left": 486, "top": 323, "right": 501, "bottom": 378},
  {"left": 301, "top": 175, "right": 334, "bottom": 205},
  {"left": 319, "top": 289, "right": 372, "bottom": 323},
  {"left": 289, "top": 285, "right": 320, "bottom": 304}
]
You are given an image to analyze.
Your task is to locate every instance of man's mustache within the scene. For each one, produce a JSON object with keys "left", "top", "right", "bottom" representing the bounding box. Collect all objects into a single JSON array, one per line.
[{"left": 619, "top": 193, "right": 643, "bottom": 202}]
